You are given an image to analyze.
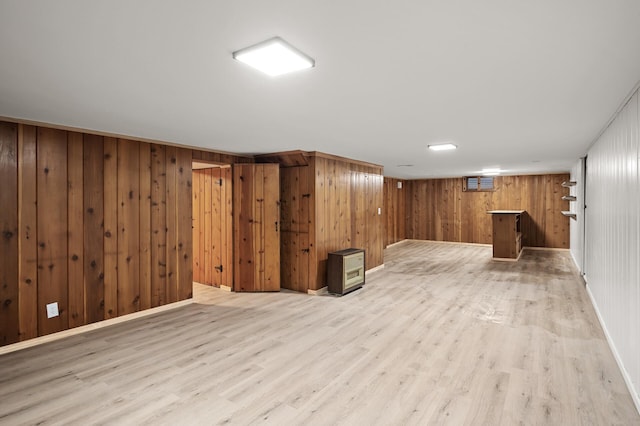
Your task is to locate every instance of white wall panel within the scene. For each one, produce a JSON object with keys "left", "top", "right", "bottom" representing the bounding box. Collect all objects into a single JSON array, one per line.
[
  {"left": 569, "top": 158, "right": 585, "bottom": 273},
  {"left": 585, "top": 90, "right": 639, "bottom": 411}
]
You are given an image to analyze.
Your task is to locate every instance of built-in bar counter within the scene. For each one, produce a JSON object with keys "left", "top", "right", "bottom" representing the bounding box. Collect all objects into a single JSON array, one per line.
[{"left": 487, "top": 210, "right": 525, "bottom": 261}]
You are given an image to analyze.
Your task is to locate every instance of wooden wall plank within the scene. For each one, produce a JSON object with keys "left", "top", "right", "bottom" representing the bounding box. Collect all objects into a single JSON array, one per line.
[
  {"left": 36, "top": 127, "right": 68, "bottom": 335},
  {"left": 18, "top": 124, "right": 38, "bottom": 341},
  {"left": 139, "top": 142, "right": 152, "bottom": 310},
  {"left": 234, "top": 164, "right": 256, "bottom": 291},
  {"left": 263, "top": 164, "right": 280, "bottom": 291},
  {"left": 404, "top": 174, "right": 570, "bottom": 248},
  {"left": 383, "top": 177, "right": 407, "bottom": 246},
  {"left": 165, "top": 146, "right": 178, "bottom": 303},
  {"left": 308, "top": 160, "right": 318, "bottom": 291},
  {"left": 176, "top": 148, "right": 193, "bottom": 300},
  {"left": 254, "top": 165, "right": 265, "bottom": 289},
  {"left": 212, "top": 167, "right": 222, "bottom": 287},
  {"left": 298, "top": 165, "right": 310, "bottom": 292},
  {"left": 203, "top": 169, "right": 213, "bottom": 286},
  {"left": 192, "top": 170, "right": 202, "bottom": 283},
  {"left": 83, "top": 134, "right": 104, "bottom": 324},
  {"left": 314, "top": 157, "right": 327, "bottom": 290},
  {"left": 117, "top": 139, "right": 141, "bottom": 315},
  {"left": 198, "top": 170, "right": 211, "bottom": 284},
  {"left": 103, "top": 137, "right": 118, "bottom": 319},
  {"left": 0, "top": 122, "right": 19, "bottom": 345},
  {"left": 279, "top": 167, "right": 295, "bottom": 290},
  {"left": 67, "top": 132, "right": 84, "bottom": 328},
  {"left": 151, "top": 144, "right": 167, "bottom": 307},
  {"left": 223, "top": 166, "right": 233, "bottom": 287}
]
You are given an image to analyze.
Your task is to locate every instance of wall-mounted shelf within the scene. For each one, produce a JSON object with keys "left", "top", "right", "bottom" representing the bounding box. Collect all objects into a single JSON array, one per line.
[
  {"left": 561, "top": 181, "right": 577, "bottom": 187},
  {"left": 561, "top": 211, "right": 577, "bottom": 219},
  {"left": 562, "top": 195, "right": 577, "bottom": 201}
]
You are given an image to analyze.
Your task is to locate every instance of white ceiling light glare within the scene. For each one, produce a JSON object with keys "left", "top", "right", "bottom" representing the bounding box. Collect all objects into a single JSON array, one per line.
[
  {"left": 428, "top": 143, "right": 457, "bottom": 151},
  {"left": 482, "top": 168, "right": 501, "bottom": 176},
  {"left": 233, "top": 37, "right": 315, "bottom": 77}
]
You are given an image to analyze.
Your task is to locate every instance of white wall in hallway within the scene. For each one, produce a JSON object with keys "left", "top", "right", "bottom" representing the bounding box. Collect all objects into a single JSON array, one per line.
[
  {"left": 584, "top": 89, "right": 639, "bottom": 411},
  {"left": 569, "top": 157, "right": 585, "bottom": 274}
]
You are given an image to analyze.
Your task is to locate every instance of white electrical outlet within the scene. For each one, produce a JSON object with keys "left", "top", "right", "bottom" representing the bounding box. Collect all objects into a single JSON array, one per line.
[
  {"left": 397, "top": 181, "right": 402, "bottom": 189},
  {"left": 378, "top": 207, "right": 382, "bottom": 215},
  {"left": 46, "top": 302, "right": 59, "bottom": 318}
]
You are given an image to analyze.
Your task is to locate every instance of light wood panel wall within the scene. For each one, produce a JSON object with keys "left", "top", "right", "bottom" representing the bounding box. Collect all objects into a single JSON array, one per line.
[
  {"left": 404, "top": 174, "right": 570, "bottom": 248},
  {"left": 312, "top": 154, "right": 385, "bottom": 290},
  {"left": 0, "top": 120, "right": 193, "bottom": 345},
  {"left": 262, "top": 152, "right": 384, "bottom": 292},
  {"left": 310, "top": 155, "right": 384, "bottom": 290},
  {"left": 383, "top": 177, "right": 406, "bottom": 247},
  {"left": 192, "top": 167, "right": 232, "bottom": 287}
]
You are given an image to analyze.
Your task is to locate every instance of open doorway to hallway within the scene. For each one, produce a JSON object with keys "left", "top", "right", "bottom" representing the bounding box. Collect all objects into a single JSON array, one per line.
[{"left": 192, "top": 161, "right": 233, "bottom": 290}]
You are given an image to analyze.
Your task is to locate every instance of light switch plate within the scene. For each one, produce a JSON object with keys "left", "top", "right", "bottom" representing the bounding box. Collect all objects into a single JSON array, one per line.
[
  {"left": 46, "top": 302, "right": 59, "bottom": 318},
  {"left": 377, "top": 207, "right": 382, "bottom": 215}
]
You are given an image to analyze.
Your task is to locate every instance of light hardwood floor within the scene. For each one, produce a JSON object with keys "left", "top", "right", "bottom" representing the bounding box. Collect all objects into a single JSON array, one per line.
[{"left": 1, "top": 240, "right": 638, "bottom": 425}]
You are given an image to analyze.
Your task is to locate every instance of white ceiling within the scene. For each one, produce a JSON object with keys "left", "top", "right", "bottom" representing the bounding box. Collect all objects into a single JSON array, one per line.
[{"left": 1, "top": 1, "right": 640, "bottom": 178}]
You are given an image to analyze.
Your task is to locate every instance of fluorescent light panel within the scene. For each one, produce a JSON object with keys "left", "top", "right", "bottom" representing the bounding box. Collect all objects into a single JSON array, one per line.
[
  {"left": 428, "top": 143, "right": 457, "bottom": 151},
  {"left": 233, "top": 37, "right": 314, "bottom": 76}
]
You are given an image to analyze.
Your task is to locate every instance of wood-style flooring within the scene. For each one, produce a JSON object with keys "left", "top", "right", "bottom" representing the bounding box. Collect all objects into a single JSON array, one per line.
[{"left": 1, "top": 240, "right": 638, "bottom": 425}]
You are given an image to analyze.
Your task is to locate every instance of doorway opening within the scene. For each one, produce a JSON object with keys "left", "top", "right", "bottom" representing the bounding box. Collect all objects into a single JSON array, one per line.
[{"left": 192, "top": 161, "right": 233, "bottom": 290}]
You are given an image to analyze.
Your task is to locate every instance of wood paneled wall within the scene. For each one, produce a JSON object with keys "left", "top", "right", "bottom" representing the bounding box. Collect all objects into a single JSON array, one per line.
[
  {"left": 192, "top": 167, "right": 232, "bottom": 287},
  {"left": 280, "top": 165, "right": 313, "bottom": 292},
  {"left": 233, "top": 164, "right": 281, "bottom": 292},
  {"left": 269, "top": 152, "right": 385, "bottom": 292},
  {"left": 0, "top": 121, "right": 193, "bottom": 345},
  {"left": 383, "top": 177, "right": 406, "bottom": 247},
  {"left": 404, "top": 174, "right": 570, "bottom": 248},
  {"left": 313, "top": 154, "right": 384, "bottom": 290}
]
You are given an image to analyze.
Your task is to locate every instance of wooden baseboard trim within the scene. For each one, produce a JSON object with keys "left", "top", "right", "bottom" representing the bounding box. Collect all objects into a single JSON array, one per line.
[
  {"left": 366, "top": 264, "right": 385, "bottom": 274},
  {"left": 308, "top": 286, "right": 328, "bottom": 296},
  {"left": 0, "top": 299, "right": 193, "bottom": 356},
  {"left": 385, "top": 239, "right": 409, "bottom": 248},
  {"left": 407, "top": 239, "right": 493, "bottom": 248},
  {"left": 522, "top": 246, "right": 570, "bottom": 252}
]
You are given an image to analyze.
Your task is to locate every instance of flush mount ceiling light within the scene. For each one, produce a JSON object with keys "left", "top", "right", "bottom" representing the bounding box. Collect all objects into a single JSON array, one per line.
[
  {"left": 428, "top": 143, "right": 457, "bottom": 151},
  {"left": 233, "top": 37, "right": 315, "bottom": 76}
]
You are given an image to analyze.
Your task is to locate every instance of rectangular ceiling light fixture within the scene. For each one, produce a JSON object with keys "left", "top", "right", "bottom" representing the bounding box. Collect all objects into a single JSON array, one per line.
[
  {"left": 428, "top": 143, "right": 457, "bottom": 151},
  {"left": 233, "top": 37, "right": 315, "bottom": 77}
]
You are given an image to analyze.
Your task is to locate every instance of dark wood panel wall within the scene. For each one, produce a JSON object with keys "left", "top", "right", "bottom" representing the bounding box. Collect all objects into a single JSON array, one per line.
[
  {"left": 192, "top": 167, "right": 233, "bottom": 287},
  {"left": 233, "top": 164, "right": 281, "bottom": 292},
  {"left": 0, "top": 120, "right": 193, "bottom": 345},
  {"left": 403, "top": 174, "right": 570, "bottom": 248},
  {"left": 383, "top": 177, "right": 406, "bottom": 247},
  {"left": 280, "top": 165, "right": 313, "bottom": 292}
]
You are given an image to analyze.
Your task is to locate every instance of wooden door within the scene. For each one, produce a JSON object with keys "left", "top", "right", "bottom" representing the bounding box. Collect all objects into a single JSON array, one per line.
[{"left": 233, "top": 164, "right": 280, "bottom": 292}]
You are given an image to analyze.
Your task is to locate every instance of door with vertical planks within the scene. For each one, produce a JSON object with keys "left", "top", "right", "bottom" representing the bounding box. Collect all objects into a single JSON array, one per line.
[{"left": 233, "top": 164, "right": 280, "bottom": 292}]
